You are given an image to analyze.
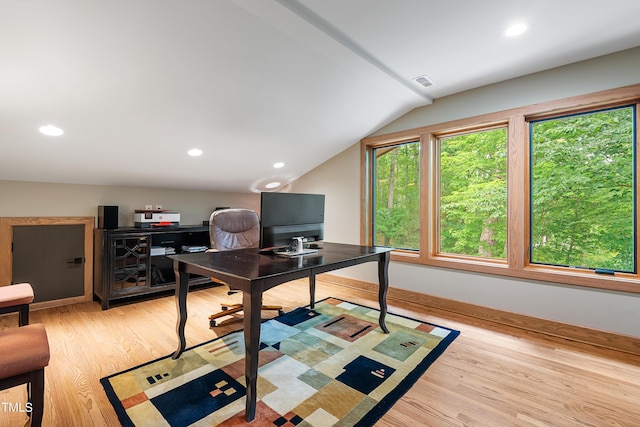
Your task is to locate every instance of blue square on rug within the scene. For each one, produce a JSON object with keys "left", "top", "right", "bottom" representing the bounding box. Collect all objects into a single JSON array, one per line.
[
  {"left": 275, "top": 306, "right": 322, "bottom": 326},
  {"left": 151, "top": 369, "right": 244, "bottom": 426},
  {"left": 336, "top": 355, "right": 396, "bottom": 395}
]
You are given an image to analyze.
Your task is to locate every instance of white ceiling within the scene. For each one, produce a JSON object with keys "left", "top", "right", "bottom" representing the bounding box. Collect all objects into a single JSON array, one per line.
[{"left": 2, "top": 0, "right": 639, "bottom": 192}]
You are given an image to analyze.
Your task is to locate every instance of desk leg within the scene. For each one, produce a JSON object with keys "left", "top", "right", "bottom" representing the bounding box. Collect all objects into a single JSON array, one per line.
[
  {"left": 243, "top": 284, "right": 263, "bottom": 422},
  {"left": 172, "top": 261, "right": 189, "bottom": 359},
  {"left": 309, "top": 273, "right": 316, "bottom": 309},
  {"left": 378, "top": 251, "right": 390, "bottom": 334}
]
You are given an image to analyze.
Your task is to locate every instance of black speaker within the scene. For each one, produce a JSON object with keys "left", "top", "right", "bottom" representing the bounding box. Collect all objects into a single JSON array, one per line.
[{"left": 98, "top": 205, "right": 118, "bottom": 229}]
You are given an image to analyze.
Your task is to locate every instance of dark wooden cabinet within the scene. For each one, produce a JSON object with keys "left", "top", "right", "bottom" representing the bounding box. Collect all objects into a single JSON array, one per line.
[{"left": 93, "top": 226, "right": 210, "bottom": 309}]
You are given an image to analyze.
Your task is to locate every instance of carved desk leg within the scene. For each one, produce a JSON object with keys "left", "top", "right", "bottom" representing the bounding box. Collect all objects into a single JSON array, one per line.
[
  {"left": 172, "top": 261, "right": 189, "bottom": 359},
  {"left": 309, "top": 273, "right": 316, "bottom": 309},
  {"left": 378, "top": 251, "right": 390, "bottom": 334},
  {"left": 243, "top": 282, "right": 263, "bottom": 421}
]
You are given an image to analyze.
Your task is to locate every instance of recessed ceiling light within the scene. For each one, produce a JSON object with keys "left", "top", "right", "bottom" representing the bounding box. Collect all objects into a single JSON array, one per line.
[
  {"left": 265, "top": 181, "right": 281, "bottom": 189},
  {"left": 187, "top": 148, "right": 203, "bottom": 157},
  {"left": 39, "top": 125, "right": 64, "bottom": 136},
  {"left": 273, "top": 162, "right": 285, "bottom": 168},
  {"left": 505, "top": 23, "right": 528, "bottom": 37}
]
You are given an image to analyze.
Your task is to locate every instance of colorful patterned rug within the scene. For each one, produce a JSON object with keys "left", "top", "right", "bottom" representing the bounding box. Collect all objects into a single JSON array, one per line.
[{"left": 101, "top": 298, "right": 459, "bottom": 426}]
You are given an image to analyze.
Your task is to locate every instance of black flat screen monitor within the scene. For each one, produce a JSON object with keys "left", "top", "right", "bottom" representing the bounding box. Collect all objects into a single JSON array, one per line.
[{"left": 260, "top": 192, "right": 325, "bottom": 248}]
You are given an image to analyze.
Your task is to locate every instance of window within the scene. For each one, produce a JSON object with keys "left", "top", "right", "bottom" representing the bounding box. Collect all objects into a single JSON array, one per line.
[
  {"left": 372, "top": 141, "right": 420, "bottom": 250},
  {"left": 438, "top": 128, "right": 508, "bottom": 259},
  {"left": 362, "top": 84, "right": 640, "bottom": 294},
  {"left": 530, "top": 106, "right": 635, "bottom": 272}
]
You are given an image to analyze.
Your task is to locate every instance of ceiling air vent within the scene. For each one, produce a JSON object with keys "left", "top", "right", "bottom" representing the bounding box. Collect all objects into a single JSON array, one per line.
[{"left": 413, "top": 75, "right": 434, "bottom": 88}]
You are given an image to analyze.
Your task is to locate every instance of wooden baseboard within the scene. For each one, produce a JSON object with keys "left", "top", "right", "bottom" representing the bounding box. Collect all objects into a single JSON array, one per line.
[{"left": 320, "top": 273, "right": 640, "bottom": 356}]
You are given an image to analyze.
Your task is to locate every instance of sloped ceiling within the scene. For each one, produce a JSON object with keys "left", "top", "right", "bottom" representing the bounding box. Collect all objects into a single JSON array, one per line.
[{"left": 1, "top": 0, "right": 639, "bottom": 192}]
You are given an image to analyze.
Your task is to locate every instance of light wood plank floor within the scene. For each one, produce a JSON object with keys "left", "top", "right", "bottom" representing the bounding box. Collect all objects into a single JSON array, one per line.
[{"left": 1, "top": 278, "right": 639, "bottom": 426}]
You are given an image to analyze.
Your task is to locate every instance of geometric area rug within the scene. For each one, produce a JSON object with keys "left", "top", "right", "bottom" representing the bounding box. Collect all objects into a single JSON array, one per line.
[{"left": 101, "top": 297, "right": 460, "bottom": 426}]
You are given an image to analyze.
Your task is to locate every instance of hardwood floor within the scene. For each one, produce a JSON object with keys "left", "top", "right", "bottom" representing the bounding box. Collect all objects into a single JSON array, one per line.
[{"left": 1, "top": 277, "right": 639, "bottom": 426}]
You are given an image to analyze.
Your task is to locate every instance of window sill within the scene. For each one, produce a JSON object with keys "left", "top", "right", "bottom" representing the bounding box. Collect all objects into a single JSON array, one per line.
[{"left": 390, "top": 252, "right": 640, "bottom": 294}]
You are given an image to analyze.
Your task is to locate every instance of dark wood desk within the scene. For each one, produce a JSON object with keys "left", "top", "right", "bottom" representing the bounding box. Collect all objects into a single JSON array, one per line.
[{"left": 169, "top": 242, "right": 392, "bottom": 422}]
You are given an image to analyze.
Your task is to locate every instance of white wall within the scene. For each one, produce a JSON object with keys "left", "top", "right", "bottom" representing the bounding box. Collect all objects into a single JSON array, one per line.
[
  {"left": 287, "top": 143, "right": 361, "bottom": 245},
  {"left": 291, "top": 47, "right": 640, "bottom": 338},
  {"left": 0, "top": 180, "right": 259, "bottom": 227}
]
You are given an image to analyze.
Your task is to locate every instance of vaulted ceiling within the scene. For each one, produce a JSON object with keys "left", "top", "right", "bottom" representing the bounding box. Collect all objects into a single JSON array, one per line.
[{"left": 2, "top": 0, "right": 639, "bottom": 192}]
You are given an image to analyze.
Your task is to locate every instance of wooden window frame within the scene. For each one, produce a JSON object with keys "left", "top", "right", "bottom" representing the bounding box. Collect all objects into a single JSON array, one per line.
[{"left": 361, "top": 83, "right": 640, "bottom": 294}]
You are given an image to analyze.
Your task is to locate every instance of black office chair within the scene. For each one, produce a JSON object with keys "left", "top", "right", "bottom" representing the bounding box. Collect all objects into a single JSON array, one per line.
[{"left": 207, "top": 208, "right": 284, "bottom": 327}]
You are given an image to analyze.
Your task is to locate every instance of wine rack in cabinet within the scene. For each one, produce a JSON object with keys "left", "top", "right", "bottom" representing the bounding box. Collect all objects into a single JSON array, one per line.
[{"left": 94, "top": 226, "right": 210, "bottom": 309}]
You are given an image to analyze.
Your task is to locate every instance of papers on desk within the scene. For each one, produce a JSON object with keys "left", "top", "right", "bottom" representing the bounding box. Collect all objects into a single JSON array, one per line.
[{"left": 181, "top": 245, "right": 208, "bottom": 253}]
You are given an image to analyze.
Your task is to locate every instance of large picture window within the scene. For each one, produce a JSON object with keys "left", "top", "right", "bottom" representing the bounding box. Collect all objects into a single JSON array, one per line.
[
  {"left": 362, "top": 84, "right": 640, "bottom": 294},
  {"left": 530, "top": 106, "right": 635, "bottom": 272}
]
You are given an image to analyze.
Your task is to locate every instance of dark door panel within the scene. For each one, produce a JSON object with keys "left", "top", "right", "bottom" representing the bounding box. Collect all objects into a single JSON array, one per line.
[{"left": 12, "top": 224, "right": 85, "bottom": 303}]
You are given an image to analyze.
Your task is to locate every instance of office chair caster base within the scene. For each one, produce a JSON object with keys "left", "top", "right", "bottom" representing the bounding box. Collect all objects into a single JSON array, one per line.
[{"left": 220, "top": 303, "right": 241, "bottom": 312}]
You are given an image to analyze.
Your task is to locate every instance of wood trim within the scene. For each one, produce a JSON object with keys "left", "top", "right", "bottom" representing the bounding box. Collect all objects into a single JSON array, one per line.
[
  {"left": 507, "top": 114, "right": 527, "bottom": 270},
  {"left": 0, "top": 220, "right": 11, "bottom": 287},
  {"left": 423, "top": 132, "right": 433, "bottom": 262},
  {"left": 0, "top": 217, "right": 94, "bottom": 307},
  {"left": 359, "top": 141, "right": 369, "bottom": 245},
  {"left": 319, "top": 273, "right": 640, "bottom": 356}
]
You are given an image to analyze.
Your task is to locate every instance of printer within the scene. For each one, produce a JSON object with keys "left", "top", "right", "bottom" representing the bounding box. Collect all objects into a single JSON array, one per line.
[{"left": 134, "top": 210, "right": 180, "bottom": 228}]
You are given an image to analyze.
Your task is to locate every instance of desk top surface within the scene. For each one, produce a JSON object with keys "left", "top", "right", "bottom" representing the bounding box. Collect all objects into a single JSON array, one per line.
[{"left": 168, "top": 242, "right": 391, "bottom": 281}]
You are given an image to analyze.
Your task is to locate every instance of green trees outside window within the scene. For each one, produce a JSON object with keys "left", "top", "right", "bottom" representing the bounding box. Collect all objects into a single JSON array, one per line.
[
  {"left": 530, "top": 106, "right": 635, "bottom": 272},
  {"left": 439, "top": 128, "right": 508, "bottom": 259},
  {"left": 373, "top": 141, "right": 420, "bottom": 249}
]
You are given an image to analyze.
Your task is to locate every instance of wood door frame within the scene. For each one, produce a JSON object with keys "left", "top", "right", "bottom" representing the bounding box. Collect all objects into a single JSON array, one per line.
[{"left": 0, "top": 216, "right": 94, "bottom": 309}]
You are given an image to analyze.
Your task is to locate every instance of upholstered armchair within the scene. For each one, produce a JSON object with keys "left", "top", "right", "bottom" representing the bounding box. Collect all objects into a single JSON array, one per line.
[{"left": 0, "top": 283, "right": 50, "bottom": 426}]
